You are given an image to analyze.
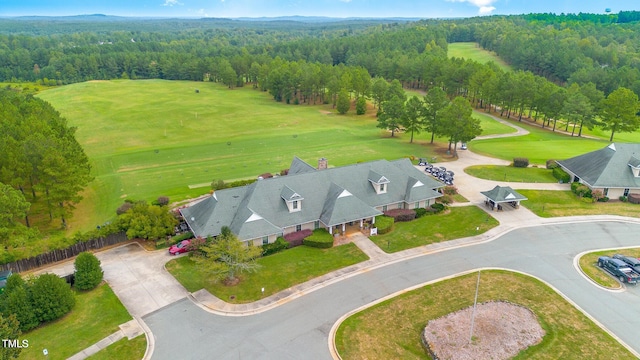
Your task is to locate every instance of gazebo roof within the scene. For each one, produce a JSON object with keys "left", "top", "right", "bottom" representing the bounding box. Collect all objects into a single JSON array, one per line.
[{"left": 481, "top": 186, "right": 528, "bottom": 203}]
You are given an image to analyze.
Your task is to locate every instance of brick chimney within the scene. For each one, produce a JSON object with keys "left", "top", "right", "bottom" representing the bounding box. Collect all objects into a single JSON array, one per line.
[{"left": 318, "top": 157, "right": 328, "bottom": 170}]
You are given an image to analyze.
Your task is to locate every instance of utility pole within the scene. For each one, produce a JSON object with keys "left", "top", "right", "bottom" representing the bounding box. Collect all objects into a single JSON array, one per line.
[{"left": 469, "top": 270, "right": 481, "bottom": 344}]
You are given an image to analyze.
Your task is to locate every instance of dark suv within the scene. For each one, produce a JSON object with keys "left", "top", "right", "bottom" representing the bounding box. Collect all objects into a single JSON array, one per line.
[{"left": 613, "top": 254, "right": 640, "bottom": 272}]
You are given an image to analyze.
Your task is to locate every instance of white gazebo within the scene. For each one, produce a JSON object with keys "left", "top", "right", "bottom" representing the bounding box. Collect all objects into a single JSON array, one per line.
[{"left": 481, "top": 186, "right": 528, "bottom": 211}]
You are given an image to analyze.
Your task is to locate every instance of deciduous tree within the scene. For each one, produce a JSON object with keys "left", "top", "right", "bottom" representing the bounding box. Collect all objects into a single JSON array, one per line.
[
  {"left": 377, "top": 95, "right": 405, "bottom": 137},
  {"left": 599, "top": 87, "right": 640, "bottom": 142}
]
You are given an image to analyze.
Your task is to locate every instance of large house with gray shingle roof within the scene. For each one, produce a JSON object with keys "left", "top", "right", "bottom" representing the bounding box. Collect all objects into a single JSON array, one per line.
[
  {"left": 557, "top": 143, "right": 640, "bottom": 199},
  {"left": 180, "top": 157, "right": 444, "bottom": 245}
]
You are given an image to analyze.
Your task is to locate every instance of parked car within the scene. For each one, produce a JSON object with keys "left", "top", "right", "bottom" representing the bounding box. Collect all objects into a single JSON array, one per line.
[
  {"left": 460, "top": 143, "right": 468, "bottom": 150},
  {"left": 418, "top": 158, "right": 428, "bottom": 166},
  {"left": 613, "top": 254, "right": 640, "bottom": 272},
  {"left": 169, "top": 240, "right": 192, "bottom": 255},
  {"left": 598, "top": 256, "right": 640, "bottom": 284}
]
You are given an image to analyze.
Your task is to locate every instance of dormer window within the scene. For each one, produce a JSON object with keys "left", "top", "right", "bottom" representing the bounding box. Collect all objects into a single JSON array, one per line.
[
  {"left": 368, "top": 170, "right": 390, "bottom": 195},
  {"left": 628, "top": 156, "right": 640, "bottom": 178},
  {"left": 281, "top": 186, "right": 303, "bottom": 213}
]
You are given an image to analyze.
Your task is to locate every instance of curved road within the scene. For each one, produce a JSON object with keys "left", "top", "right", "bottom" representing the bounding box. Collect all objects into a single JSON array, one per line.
[{"left": 144, "top": 221, "right": 640, "bottom": 359}]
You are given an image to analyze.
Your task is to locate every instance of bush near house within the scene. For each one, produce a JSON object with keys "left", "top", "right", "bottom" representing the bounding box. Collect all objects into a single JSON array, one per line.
[
  {"left": 552, "top": 167, "right": 571, "bottom": 183},
  {"left": 375, "top": 216, "right": 394, "bottom": 234},
  {"left": 383, "top": 209, "right": 416, "bottom": 222},
  {"left": 430, "top": 203, "right": 446, "bottom": 213},
  {"left": 546, "top": 159, "right": 559, "bottom": 169},
  {"left": 442, "top": 186, "right": 458, "bottom": 195},
  {"left": 415, "top": 208, "right": 428, "bottom": 218},
  {"left": 571, "top": 182, "right": 592, "bottom": 198},
  {"left": 513, "top": 157, "right": 529, "bottom": 168},
  {"left": 262, "top": 237, "right": 290, "bottom": 256},
  {"left": 303, "top": 229, "right": 334, "bottom": 249},
  {"left": 284, "top": 229, "right": 312, "bottom": 247},
  {"left": 438, "top": 194, "right": 453, "bottom": 204}
]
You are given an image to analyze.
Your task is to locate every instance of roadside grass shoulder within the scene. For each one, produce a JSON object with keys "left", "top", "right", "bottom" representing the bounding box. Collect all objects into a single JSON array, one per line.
[
  {"left": 579, "top": 248, "right": 640, "bottom": 289},
  {"left": 335, "top": 270, "right": 634, "bottom": 359},
  {"left": 86, "top": 334, "right": 146, "bottom": 360},
  {"left": 371, "top": 206, "right": 499, "bottom": 253},
  {"left": 518, "top": 190, "right": 640, "bottom": 218},
  {"left": 464, "top": 165, "right": 557, "bottom": 183},
  {"left": 19, "top": 283, "right": 134, "bottom": 360},
  {"left": 166, "top": 243, "right": 368, "bottom": 303}
]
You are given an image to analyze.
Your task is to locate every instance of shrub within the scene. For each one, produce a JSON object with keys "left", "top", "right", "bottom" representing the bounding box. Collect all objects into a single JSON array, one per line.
[
  {"left": 284, "top": 229, "right": 312, "bottom": 247},
  {"left": 116, "top": 202, "right": 133, "bottom": 215},
  {"left": 30, "top": 273, "right": 76, "bottom": 323},
  {"left": 211, "top": 179, "right": 226, "bottom": 190},
  {"left": 546, "top": 159, "right": 559, "bottom": 169},
  {"left": 597, "top": 197, "right": 610, "bottom": 202},
  {"left": 383, "top": 209, "right": 416, "bottom": 222},
  {"left": 442, "top": 186, "right": 458, "bottom": 195},
  {"left": 430, "top": 203, "right": 445, "bottom": 213},
  {"left": 356, "top": 96, "right": 367, "bottom": 115},
  {"left": 1, "top": 275, "right": 38, "bottom": 332},
  {"left": 303, "top": 229, "right": 334, "bottom": 248},
  {"left": 74, "top": 252, "right": 103, "bottom": 290},
  {"left": 262, "top": 237, "right": 289, "bottom": 256},
  {"left": 619, "top": 196, "right": 628, "bottom": 202},
  {"left": 552, "top": 167, "right": 570, "bottom": 183},
  {"left": 415, "top": 207, "right": 428, "bottom": 218},
  {"left": 280, "top": 169, "right": 289, "bottom": 176},
  {"left": 374, "top": 216, "right": 394, "bottom": 234},
  {"left": 570, "top": 182, "right": 581, "bottom": 193},
  {"left": 154, "top": 196, "right": 170, "bottom": 206},
  {"left": 438, "top": 194, "right": 453, "bottom": 205},
  {"left": 591, "top": 190, "right": 604, "bottom": 203},
  {"left": 513, "top": 157, "right": 529, "bottom": 168},
  {"left": 574, "top": 185, "right": 591, "bottom": 198}
]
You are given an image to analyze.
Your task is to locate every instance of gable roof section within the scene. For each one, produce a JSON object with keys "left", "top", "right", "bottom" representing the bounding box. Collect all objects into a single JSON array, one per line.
[
  {"left": 368, "top": 170, "right": 389, "bottom": 184},
  {"left": 481, "top": 186, "right": 528, "bottom": 203},
  {"left": 557, "top": 143, "right": 640, "bottom": 188},
  {"left": 629, "top": 156, "right": 640, "bottom": 169},
  {"left": 288, "top": 156, "right": 317, "bottom": 175},
  {"left": 280, "top": 185, "right": 303, "bottom": 201},
  {"left": 320, "top": 183, "right": 382, "bottom": 227}
]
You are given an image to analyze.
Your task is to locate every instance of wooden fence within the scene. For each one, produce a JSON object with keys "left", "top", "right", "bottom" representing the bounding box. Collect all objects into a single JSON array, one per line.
[{"left": 0, "top": 232, "right": 128, "bottom": 273}]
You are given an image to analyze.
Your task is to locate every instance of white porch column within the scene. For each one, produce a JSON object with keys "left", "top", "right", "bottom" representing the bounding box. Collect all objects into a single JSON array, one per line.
[
  {"left": 342, "top": 223, "right": 346, "bottom": 232},
  {"left": 328, "top": 226, "right": 333, "bottom": 235},
  {"left": 372, "top": 216, "right": 376, "bottom": 225},
  {"left": 359, "top": 219, "right": 363, "bottom": 228}
]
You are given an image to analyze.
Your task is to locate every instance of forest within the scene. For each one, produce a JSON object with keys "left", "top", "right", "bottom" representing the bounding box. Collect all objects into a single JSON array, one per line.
[{"left": 1, "top": 11, "right": 640, "bottom": 261}]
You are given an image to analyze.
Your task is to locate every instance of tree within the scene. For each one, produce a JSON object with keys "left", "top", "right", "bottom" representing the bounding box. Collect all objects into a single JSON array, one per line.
[
  {"left": 0, "top": 183, "right": 30, "bottom": 241},
  {"left": 440, "top": 97, "right": 482, "bottom": 153},
  {"left": 370, "top": 77, "right": 388, "bottom": 109},
  {"left": 562, "top": 84, "right": 593, "bottom": 137},
  {"left": 0, "top": 314, "right": 21, "bottom": 359},
  {"left": 599, "top": 87, "right": 640, "bottom": 142},
  {"left": 377, "top": 95, "right": 405, "bottom": 137},
  {"left": 117, "top": 201, "right": 178, "bottom": 240},
  {"left": 74, "top": 252, "right": 103, "bottom": 290},
  {"left": 423, "top": 87, "right": 449, "bottom": 143},
  {"left": 0, "top": 275, "right": 38, "bottom": 332},
  {"left": 192, "top": 227, "right": 262, "bottom": 285},
  {"left": 356, "top": 96, "right": 367, "bottom": 115},
  {"left": 29, "top": 273, "right": 75, "bottom": 323},
  {"left": 403, "top": 96, "right": 425, "bottom": 143},
  {"left": 336, "top": 89, "right": 350, "bottom": 114}
]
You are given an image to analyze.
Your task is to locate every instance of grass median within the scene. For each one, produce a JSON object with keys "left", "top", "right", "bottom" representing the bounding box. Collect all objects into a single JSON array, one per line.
[
  {"left": 371, "top": 206, "right": 499, "bottom": 253},
  {"left": 518, "top": 190, "right": 640, "bottom": 217},
  {"left": 20, "top": 283, "right": 134, "bottom": 360},
  {"left": 335, "top": 270, "right": 634, "bottom": 359},
  {"left": 166, "top": 243, "right": 368, "bottom": 304},
  {"left": 579, "top": 248, "right": 640, "bottom": 289},
  {"left": 464, "top": 165, "right": 557, "bottom": 183}
]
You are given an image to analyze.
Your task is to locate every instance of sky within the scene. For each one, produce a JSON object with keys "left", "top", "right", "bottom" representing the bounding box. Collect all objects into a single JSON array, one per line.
[{"left": 0, "top": 0, "right": 637, "bottom": 19}]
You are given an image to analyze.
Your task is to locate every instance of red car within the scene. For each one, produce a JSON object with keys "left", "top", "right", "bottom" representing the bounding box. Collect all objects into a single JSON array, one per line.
[{"left": 169, "top": 240, "right": 191, "bottom": 255}]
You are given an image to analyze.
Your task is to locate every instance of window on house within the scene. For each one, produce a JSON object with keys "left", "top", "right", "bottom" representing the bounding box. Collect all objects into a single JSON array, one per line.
[
  {"left": 293, "top": 200, "right": 298, "bottom": 210},
  {"left": 314, "top": 220, "right": 319, "bottom": 229},
  {"left": 262, "top": 236, "right": 269, "bottom": 245},
  {"left": 603, "top": 188, "right": 609, "bottom": 196},
  {"left": 415, "top": 202, "right": 420, "bottom": 209},
  {"left": 380, "top": 183, "right": 385, "bottom": 192},
  {"left": 296, "top": 224, "right": 302, "bottom": 232},
  {"left": 624, "top": 188, "right": 630, "bottom": 196},
  {"left": 382, "top": 205, "right": 387, "bottom": 211}
]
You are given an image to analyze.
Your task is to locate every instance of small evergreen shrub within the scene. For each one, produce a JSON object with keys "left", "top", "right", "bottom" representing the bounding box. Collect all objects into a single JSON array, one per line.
[
  {"left": 619, "top": 196, "right": 628, "bottom": 202},
  {"left": 415, "top": 208, "right": 428, "bottom": 218},
  {"left": 303, "top": 229, "right": 334, "bottom": 248},
  {"left": 552, "top": 167, "right": 570, "bottom": 183},
  {"left": 356, "top": 96, "right": 367, "bottom": 115},
  {"left": 74, "top": 252, "right": 103, "bottom": 290},
  {"left": 375, "top": 216, "right": 394, "bottom": 234},
  {"left": 262, "top": 237, "right": 289, "bottom": 256},
  {"left": 570, "top": 182, "right": 581, "bottom": 193},
  {"left": 438, "top": 194, "right": 453, "bottom": 204},
  {"left": 546, "top": 159, "right": 558, "bottom": 169},
  {"left": 430, "top": 203, "right": 445, "bottom": 213},
  {"left": 383, "top": 209, "right": 416, "bottom": 222},
  {"left": 513, "top": 157, "right": 529, "bottom": 168}
]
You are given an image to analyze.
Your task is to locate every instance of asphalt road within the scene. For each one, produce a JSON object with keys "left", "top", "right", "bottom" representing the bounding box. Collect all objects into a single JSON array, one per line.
[{"left": 144, "top": 221, "right": 640, "bottom": 359}]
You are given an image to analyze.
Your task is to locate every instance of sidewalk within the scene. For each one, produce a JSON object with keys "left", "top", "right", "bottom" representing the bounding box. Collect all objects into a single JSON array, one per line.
[{"left": 67, "top": 319, "right": 145, "bottom": 360}]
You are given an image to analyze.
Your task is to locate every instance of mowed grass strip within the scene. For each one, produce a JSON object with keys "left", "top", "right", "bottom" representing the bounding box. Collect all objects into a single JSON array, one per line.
[
  {"left": 448, "top": 42, "right": 513, "bottom": 72},
  {"left": 335, "top": 270, "right": 634, "bottom": 360},
  {"left": 86, "top": 334, "right": 146, "bottom": 360},
  {"left": 464, "top": 165, "right": 557, "bottom": 183},
  {"left": 518, "top": 190, "right": 640, "bottom": 218},
  {"left": 474, "top": 111, "right": 518, "bottom": 136},
  {"left": 166, "top": 243, "right": 368, "bottom": 303},
  {"left": 578, "top": 249, "right": 640, "bottom": 289},
  {"left": 38, "top": 80, "right": 444, "bottom": 232},
  {"left": 371, "top": 206, "right": 499, "bottom": 253},
  {"left": 469, "top": 117, "right": 607, "bottom": 165},
  {"left": 20, "top": 283, "right": 134, "bottom": 360}
]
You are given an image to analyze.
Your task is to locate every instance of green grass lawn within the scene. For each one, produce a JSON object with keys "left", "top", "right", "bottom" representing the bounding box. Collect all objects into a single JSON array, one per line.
[
  {"left": 37, "top": 80, "right": 448, "bottom": 233},
  {"left": 371, "top": 206, "right": 499, "bottom": 253},
  {"left": 335, "top": 270, "right": 633, "bottom": 359},
  {"left": 579, "top": 249, "right": 640, "bottom": 289},
  {"left": 474, "top": 111, "right": 517, "bottom": 136},
  {"left": 469, "top": 117, "right": 608, "bottom": 165},
  {"left": 86, "top": 334, "right": 146, "bottom": 360},
  {"left": 448, "top": 42, "right": 513, "bottom": 72},
  {"left": 518, "top": 190, "right": 640, "bottom": 217},
  {"left": 20, "top": 283, "right": 134, "bottom": 360},
  {"left": 166, "top": 243, "right": 368, "bottom": 303},
  {"left": 464, "top": 165, "right": 557, "bottom": 183}
]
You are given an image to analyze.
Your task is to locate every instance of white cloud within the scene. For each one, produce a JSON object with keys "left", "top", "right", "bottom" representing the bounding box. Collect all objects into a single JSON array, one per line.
[
  {"left": 163, "top": 0, "right": 184, "bottom": 7},
  {"left": 446, "top": 0, "right": 498, "bottom": 15}
]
